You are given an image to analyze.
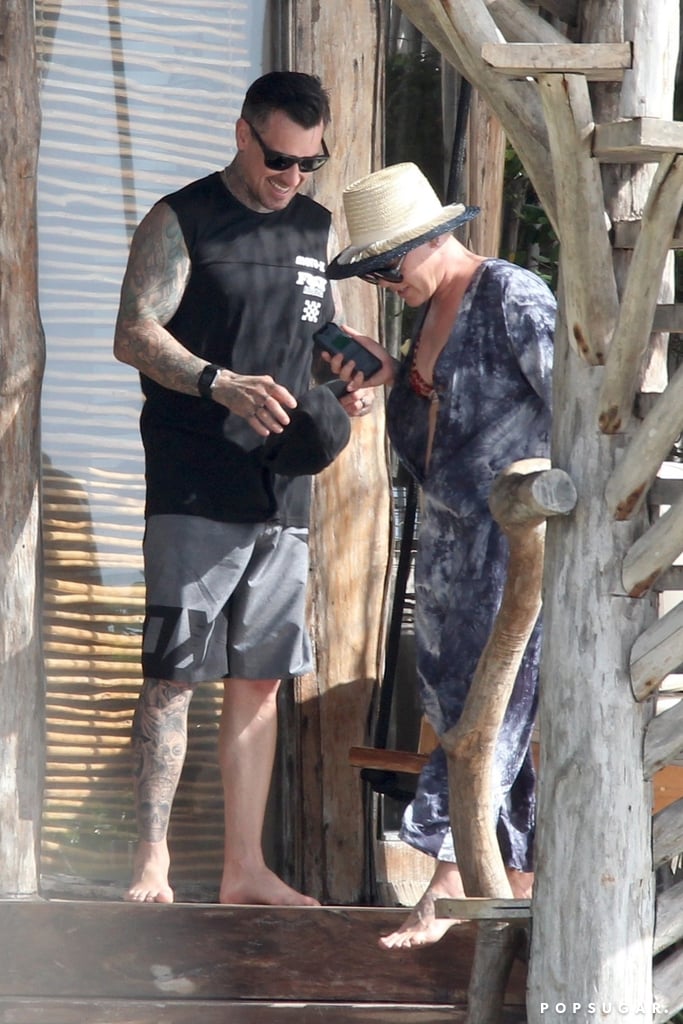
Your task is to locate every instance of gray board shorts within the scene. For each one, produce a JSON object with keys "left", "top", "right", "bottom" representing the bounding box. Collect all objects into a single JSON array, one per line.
[{"left": 141, "top": 514, "right": 313, "bottom": 685}]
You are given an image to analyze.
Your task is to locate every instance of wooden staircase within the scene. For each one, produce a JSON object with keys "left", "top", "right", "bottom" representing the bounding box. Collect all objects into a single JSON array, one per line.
[{"left": 0, "top": 897, "right": 527, "bottom": 1023}]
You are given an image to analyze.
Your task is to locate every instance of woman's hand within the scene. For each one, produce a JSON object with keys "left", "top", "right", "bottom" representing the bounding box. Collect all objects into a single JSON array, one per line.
[{"left": 320, "top": 324, "right": 396, "bottom": 391}]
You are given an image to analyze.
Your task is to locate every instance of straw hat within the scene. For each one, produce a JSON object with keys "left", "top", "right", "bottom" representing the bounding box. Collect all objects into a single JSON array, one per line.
[{"left": 326, "top": 163, "right": 479, "bottom": 281}]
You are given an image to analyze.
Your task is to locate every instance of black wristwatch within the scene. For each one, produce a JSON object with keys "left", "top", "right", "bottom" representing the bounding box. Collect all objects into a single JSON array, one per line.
[{"left": 197, "top": 363, "right": 222, "bottom": 399}]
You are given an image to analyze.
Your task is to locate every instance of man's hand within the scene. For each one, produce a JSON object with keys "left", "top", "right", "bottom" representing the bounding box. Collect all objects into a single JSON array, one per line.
[
  {"left": 340, "top": 387, "right": 375, "bottom": 418},
  {"left": 211, "top": 370, "right": 298, "bottom": 437}
]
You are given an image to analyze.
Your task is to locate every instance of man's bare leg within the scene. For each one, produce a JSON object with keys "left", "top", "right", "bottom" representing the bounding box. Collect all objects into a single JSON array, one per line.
[
  {"left": 218, "top": 677, "right": 319, "bottom": 907},
  {"left": 124, "top": 678, "right": 193, "bottom": 903},
  {"left": 379, "top": 862, "right": 533, "bottom": 950}
]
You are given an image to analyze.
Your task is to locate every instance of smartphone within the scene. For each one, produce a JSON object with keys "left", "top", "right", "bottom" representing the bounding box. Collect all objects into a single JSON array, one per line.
[{"left": 313, "top": 322, "right": 383, "bottom": 380}]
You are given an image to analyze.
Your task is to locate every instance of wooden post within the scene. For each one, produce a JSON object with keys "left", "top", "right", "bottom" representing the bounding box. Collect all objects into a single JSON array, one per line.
[
  {"left": 0, "top": 0, "right": 45, "bottom": 897},
  {"left": 285, "top": 0, "right": 392, "bottom": 904},
  {"left": 443, "top": 461, "right": 576, "bottom": 899},
  {"left": 442, "top": 461, "right": 576, "bottom": 1024}
]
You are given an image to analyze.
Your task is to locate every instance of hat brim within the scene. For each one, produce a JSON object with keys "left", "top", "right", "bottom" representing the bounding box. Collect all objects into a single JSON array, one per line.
[{"left": 326, "top": 205, "right": 480, "bottom": 281}]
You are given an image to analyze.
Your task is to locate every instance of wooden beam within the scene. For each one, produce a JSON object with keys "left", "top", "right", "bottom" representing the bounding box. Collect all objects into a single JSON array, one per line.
[
  {"left": 653, "top": 944, "right": 683, "bottom": 1023},
  {"left": 612, "top": 220, "right": 683, "bottom": 250},
  {"left": 444, "top": 461, "right": 575, "bottom": 902},
  {"left": 348, "top": 746, "right": 427, "bottom": 774},
  {"left": 599, "top": 154, "right": 683, "bottom": 434},
  {"left": 631, "top": 602, "right": 683, "bottom": 702},
  {"left": 394, "top": 0, "right": 560, "bottom": 233},
  {"left": 486, "top": 0, "right": 569, "bottom": 45},
  {"left": 436, "top": 897, "right": 532, "bottom": 921},
  {"left": 0, "top": 1000, "right": 527, "bottom": 1024},
  {"left": 653, "top": 304, "right": 683, "bottom": 333},
  {"left": 537, "top": 72, "right": 619, "bottom": 365},
  {"left": 594, "top": 117, "right": 683, "bottom": 163},
  {"left": 605, "top": 364, "right": 683, "bottom": 520},
  {"left": 535, "top": 0, "right": 578, "bottom": 23},
  {"left": 622, "top": 495, "right": 683, "bottom": 597},
  {"left": 482, "top": 42, "right": 631, "bottom": 81},
  {"left": 0, "top": 901, "right": 506, "bottom": 1007},
  {"left": 654, "top": 566, "right": 683, "bottom": 592},
  {"left": 653, "top": 797, "right": 683, "bottom": 869},
  {"left": 654, "top": 876, "right": 683, "bottom": 954},
  {"left": 644, "top": 695, "right": 683, "bottom": 772},
  {"left": 647, "top": 475, "right": 683, "bottom": 509}
]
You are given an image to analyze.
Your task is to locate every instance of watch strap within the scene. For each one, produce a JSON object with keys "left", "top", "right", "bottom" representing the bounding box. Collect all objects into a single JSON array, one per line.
[{"left": 197, "top": 363, "right": 221, "bottom": 399}]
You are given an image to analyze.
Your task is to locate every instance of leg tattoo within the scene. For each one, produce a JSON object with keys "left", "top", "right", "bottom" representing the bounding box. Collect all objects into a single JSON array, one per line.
[{"left": 131, "top": 677, "right": 193, "bottom": 843}]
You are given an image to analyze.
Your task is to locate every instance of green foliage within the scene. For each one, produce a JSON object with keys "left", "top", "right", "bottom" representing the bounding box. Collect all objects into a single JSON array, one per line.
[
  {"left": 386, "top": 48, "right": 445, "bottom": 196},
  {"left": 502, "top": 146, "right": 559, "bottom": 289}
]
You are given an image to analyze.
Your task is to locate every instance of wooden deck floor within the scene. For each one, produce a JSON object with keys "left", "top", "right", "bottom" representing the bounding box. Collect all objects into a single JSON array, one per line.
[{"left": 0, "top": 900, "right": 528, "bottom": 1023}]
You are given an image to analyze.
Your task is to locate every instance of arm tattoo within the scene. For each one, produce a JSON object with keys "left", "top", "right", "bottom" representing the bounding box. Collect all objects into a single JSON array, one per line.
[{"left": 114, "top": 203, "right": 206, "bottom": 395}]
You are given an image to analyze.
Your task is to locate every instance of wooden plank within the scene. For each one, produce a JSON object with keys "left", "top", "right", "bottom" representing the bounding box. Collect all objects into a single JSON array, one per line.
[
  {"left": 0, "top": 999, "right": 530, "bottom": 1024},
  {"left": 653, "top": 567, "right": 683, "bottom": 592},
  {"left": 535, "top": 0, "right": 578, "bottom": 22},
  {"left": 654, "top": 876, "right": 683, "bottom": 954},
  {"left": 653, "top": 944, "right": 683, "bottom": 1023},
  {"left": 653, "top": 304, "right": 683, "bottom": 333},
  {"left": 653, "top": 765, "right": 683, "bottom": 814},
  {"left": 645, "top": 698, "right": 683, "bottom": 776},
  {"left": 0, "top": 901, "right": 526, "bottom": 1007},
  {"left": 622, "top": 496, "right": 683, "bottom": 598},
  {"left": 599, "top": 154, "right": 683, "bottom": 435},
  {"left": 630, "top": 600, "right": 683, "bottom": 701},
  {"left": 482, "top": 42, "right": 631, "bottom": 81},
  {"left": 349, "top": 746, "right": 427, "bottom": 774},
  {"left": 653, "top": 797, "right": 683, "bottom": 869},
  {"left": 436, "top": 898, "right": 531, "bottom": 921},
  {"left": 649, "top": 476, "right": 683, "bottom": 508},
  {"left": 612, "top": 220, "right": 683, "bottom": 250},
  {"left": 593, "top": 117, "right": 683, "bottom": 163}
]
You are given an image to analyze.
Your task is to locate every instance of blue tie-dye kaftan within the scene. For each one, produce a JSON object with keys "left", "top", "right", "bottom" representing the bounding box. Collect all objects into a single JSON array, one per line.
[{"left": 385, "top": 258, "right": 556, "bottom": 871}]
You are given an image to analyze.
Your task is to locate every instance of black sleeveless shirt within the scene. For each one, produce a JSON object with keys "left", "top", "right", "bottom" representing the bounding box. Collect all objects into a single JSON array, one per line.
[{"left": 140, "top": 172, "right": 334, "bottom": 526}]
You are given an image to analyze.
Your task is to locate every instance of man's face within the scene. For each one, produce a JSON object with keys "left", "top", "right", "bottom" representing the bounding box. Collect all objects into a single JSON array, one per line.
[{"left": 234, "top": 110, "right": 326, "bottom": 212}]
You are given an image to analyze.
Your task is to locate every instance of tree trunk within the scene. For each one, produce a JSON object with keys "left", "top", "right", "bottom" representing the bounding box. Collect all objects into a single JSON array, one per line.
[
  {"left": 528, "top": 3, "right": 677, "bottom": 1019},
  {"left": 285, "top": 0, "right": 392, "bottom": 904},
  {"left": 0, "top": 0, "right": 45, "bottom": 897}
]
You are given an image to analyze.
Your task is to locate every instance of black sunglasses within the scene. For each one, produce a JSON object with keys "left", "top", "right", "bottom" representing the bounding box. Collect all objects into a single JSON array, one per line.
[
  {"left": 360, "top": 252, "right": 406, "bottom": 285},
  {"left": 246, "top": 120, "right": 329, "bottom": 173}
]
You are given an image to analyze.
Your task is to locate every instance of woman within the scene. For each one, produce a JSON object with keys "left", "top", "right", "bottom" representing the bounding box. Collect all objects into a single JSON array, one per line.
[{"left": 326, "top": 163, "right": 555, "bottom": 949}]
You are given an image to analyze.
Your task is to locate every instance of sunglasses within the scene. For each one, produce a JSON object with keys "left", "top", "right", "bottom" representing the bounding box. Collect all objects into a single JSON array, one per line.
[
  {"left": 246, "top": 120, "right": 330, "bottom": 173},
  {"left": 360, "top": 252, "right": 406, "bottom": 285}
]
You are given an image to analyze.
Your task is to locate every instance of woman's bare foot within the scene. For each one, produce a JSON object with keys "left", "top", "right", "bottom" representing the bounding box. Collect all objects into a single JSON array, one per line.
[
  {"left": 220, "top": 863, "right": 320, "bottom": 907},
  {"left": 124, "top": 839, "right": 174, "bottom": 903},
  {"left": 507, "top": 867, "right": 534, "bottom": 899},
  {"left": 379, "top": 861, "right": 465, "bottom": 950}
]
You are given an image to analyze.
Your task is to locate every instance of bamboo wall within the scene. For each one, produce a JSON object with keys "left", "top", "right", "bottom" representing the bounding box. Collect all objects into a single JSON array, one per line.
[{"left": 36, "top": 0, "right": 266, "bottom": 890}]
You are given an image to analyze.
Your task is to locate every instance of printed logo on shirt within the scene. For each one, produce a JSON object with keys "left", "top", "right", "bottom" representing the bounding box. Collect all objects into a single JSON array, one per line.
[
  {"left": 301, "top": 299, "right": 322, "bottom": 323},
  {"left": 295, "top": 254, "right": 328, "bottom": 324}
]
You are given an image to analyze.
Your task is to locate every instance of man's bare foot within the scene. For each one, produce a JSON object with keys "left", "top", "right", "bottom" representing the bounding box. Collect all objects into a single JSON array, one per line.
[
  {"left": 379, "top": 861, "right": 466, "bottom": 950},
  {"left": 124, "top": 840, "right": 174, "bottom": 903},
  {"left": 219, "top": 863, "right": 319, "bottom": 907}
]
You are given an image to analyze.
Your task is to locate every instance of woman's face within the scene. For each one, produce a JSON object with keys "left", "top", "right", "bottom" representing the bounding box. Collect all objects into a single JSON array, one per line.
[{"left": 376, "top": 241, "right": 439, "bottom": 307}]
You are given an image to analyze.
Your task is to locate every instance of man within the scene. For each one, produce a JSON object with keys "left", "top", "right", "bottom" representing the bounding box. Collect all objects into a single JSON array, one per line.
[{"left": 114, "top": 71, "right": 372, "bottom": 905}]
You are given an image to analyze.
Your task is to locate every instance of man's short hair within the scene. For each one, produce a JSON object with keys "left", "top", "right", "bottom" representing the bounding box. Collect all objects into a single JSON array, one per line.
[{"left": 242, "top": 71, "right": 331, "bottom": 130}]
